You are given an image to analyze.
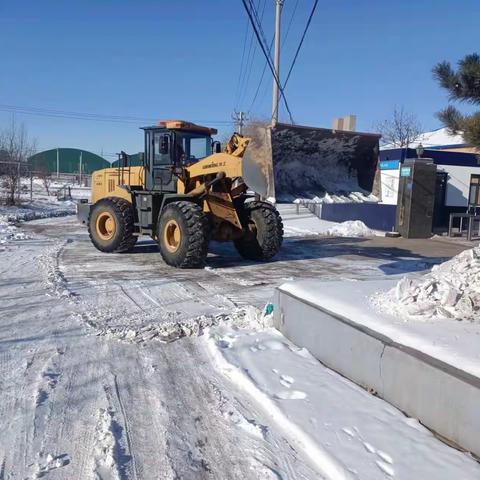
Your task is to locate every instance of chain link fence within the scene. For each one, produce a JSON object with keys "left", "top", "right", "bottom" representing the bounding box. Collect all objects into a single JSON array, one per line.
[{"left": 0, "top": 160, "right": 91, "bottom": 204}]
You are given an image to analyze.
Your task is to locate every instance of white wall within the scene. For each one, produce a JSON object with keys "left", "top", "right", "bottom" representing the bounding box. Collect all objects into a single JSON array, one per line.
[{"left": 439, "top": 165, "right": 480, "bottom": 207}]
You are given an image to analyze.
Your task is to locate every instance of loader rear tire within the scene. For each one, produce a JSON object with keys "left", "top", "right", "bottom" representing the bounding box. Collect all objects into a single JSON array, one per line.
[
  {"left": 234, "top": 201, "right": 283, "bottom": 261},
  {"left": 157, "top": 201, "right": 209, "bottom": 268},
  {"left": 88, "top": 197, "right": 137, "bottom": 253}
]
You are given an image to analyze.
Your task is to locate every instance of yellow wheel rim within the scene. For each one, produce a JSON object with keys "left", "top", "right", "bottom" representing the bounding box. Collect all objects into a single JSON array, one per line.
[
  {"left": 163, "top": 219, "right": 181, "bottom": 252},
  {"left": 96, "top": 211, "right": 116, "bottom": 241}
]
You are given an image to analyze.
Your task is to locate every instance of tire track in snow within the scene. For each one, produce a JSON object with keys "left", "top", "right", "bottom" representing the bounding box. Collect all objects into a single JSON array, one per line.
[
  {"left": 112, "top": 374, "right": 138, "bottom": 480},
  {"left": 96, "top": 376, "right": 139, "bottom": 480},
  {"left": 93, "top": 408, "right": 122, "bottom": 480}
]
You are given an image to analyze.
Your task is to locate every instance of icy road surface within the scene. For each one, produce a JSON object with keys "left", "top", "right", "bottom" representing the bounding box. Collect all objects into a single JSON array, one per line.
[{"left": 0, "top": 205, "right": 477, "bottom": 479}]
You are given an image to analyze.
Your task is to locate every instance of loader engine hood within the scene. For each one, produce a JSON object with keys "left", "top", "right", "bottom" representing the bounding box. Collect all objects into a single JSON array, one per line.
[{"left": 242, "top": 123, "right": 381, "bottom": 202}]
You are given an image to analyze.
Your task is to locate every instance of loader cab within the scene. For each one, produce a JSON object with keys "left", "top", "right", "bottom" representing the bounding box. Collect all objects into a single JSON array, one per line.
[{"left": 142, "top": 120, "right": 218, "bottom": 192}]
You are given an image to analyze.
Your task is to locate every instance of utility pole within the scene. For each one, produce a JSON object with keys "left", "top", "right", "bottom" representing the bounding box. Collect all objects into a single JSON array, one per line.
[
  {"left": 271, "top": 0, "right": 283, "bottom": 126},
  {"left": 79, "top": 151, "right": 83, "bottom": 185},
  {"left": 232, "top": 110, "right": 248, "bottom": 134}
]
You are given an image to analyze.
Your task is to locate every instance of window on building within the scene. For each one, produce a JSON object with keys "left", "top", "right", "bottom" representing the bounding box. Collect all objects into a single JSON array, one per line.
[{"left": 468, "top": 174, "right": 480, "bottom": 206}]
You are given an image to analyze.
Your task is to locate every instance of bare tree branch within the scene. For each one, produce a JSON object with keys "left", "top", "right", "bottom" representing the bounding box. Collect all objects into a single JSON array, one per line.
[
  {"left": 376, "top": 107, "right": 423, "bottom": 148},
  {"left": 0, "top": 119, "right": 36, "bottom": 205}
]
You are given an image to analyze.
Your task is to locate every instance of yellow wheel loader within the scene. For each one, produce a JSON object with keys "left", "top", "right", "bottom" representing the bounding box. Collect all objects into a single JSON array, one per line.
[{"left": 77, "top": 120, "right": 283, "bottom": 268}]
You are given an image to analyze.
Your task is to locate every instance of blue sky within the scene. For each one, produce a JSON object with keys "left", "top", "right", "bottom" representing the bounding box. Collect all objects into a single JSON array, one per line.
[{"left": 0, "top": 0, "right": 478, "bottom": 160}]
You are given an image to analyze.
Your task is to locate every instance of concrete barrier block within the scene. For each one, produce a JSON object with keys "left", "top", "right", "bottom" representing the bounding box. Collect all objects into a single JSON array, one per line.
[{"left": 274, "top": 281, "right": 480, "bottom": 457}]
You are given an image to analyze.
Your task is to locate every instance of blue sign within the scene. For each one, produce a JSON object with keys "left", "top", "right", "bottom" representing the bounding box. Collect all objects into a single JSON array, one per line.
[
  {"left": 379, "top": 160, "right": 400, "bottom": 170},
  {"left": 400, "top": 167, "right": 411, "bottom": 177}
]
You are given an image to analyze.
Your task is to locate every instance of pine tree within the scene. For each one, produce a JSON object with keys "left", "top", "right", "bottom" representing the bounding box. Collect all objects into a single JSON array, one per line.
[{"left": 433, "top": 53, "right": 480, "bottom": 148}]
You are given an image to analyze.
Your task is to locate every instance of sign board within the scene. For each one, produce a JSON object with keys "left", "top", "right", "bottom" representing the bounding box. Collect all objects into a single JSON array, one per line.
[
  {"left": 380, "top": 160, "right": 400, "bottom": 170},
  {"left": 400, "top": 167, "right": 411, "bottom": 177}
]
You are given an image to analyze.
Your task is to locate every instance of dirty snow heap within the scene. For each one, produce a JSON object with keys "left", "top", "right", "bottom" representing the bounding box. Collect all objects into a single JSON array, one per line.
[{"left": 373, "top": 245, "right": 480, "bottom": 321}]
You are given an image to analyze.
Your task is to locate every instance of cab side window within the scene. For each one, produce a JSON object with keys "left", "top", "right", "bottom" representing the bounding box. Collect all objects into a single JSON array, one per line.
[{"left": 154, "top": 132, "right": 171, "bottom": 166}]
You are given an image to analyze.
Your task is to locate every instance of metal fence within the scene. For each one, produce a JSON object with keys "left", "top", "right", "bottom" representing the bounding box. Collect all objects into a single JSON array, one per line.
[{"left": 0, "top": 160, "right": 91, "bottom": 202}]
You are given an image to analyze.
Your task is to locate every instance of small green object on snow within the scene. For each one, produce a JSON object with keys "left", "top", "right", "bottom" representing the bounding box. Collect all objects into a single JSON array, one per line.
[{"left": 265, "top": 303, "right": 274, "bottom": 315}]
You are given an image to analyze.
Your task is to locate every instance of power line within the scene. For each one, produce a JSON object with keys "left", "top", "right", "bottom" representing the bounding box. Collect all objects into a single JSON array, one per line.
[
  {"left": 234, "top": 15, "right": 251, "bottom": 109},
  {"left": 238, "top": 0, "right": 267, "bottom": 109},
  {"left": 0, "top": 104, "right": 234, "bottom": 127},
  {"left": 248, "top": 35, "right": 274, "bottom": 112},
  {"left": 248, "top": 0, "right": 300, "bottom": 114},
  {"left": 283, "top": 0, "right": 319, "bottom": 90},
  {"left": 282, "top": 0, "right": 299, "bottom": 47},
  {"left": 241, "top": 0, "right": 294, "bottom": 124},
  {"left": 247, "top": 0, "right": 275, "bottom": 112},
  {"left": 236, "top": 2, "right": 258, "bottom": 109},
  {"left": 248, "top": 0, "right": 271, "bottom": 59}
]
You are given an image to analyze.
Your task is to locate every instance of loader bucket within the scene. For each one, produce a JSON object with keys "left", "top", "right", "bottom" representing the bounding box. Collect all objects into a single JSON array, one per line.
[
  {"left": 241, "top": 124, "right": 276, "bottom": 200},
  {"left": 241, "top": 123, "right": 380, "bottom": 202},
  {"left": 270, "top": 123, "right": 381, "bottom": 202}
]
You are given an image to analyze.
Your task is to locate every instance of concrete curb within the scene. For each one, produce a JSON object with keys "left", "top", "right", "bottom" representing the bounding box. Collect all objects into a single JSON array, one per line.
[{"left": 274, "top": 286, "right": 480, "bottom": 457}]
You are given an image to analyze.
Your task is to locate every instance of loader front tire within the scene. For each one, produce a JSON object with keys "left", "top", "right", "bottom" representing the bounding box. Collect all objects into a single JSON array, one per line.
[
  {"left": 157, "top": 201, "right": 209, "bottom": 268},
  {"left": 234, "top": 201, "right": 283, "bottom": 261},
  {"left": 88, "top": 197, "right": 137, "bottom": 253}
]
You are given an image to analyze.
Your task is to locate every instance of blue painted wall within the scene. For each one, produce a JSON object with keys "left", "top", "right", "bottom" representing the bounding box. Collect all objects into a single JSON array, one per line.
[
  {"left": 320, "top": 203, "right": 397, "bottom": 231},
  {"left": 380, "top": 148, "right": 479, "bottom": 167}
]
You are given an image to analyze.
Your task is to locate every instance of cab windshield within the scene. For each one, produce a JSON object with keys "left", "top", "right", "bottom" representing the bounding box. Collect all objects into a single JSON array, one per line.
[{"left": 174, "top": 132, "right": 212, "bottom": 163}]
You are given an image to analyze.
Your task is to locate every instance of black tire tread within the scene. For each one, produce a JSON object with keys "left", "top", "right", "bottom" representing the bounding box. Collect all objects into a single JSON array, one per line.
[
  {"left": 158, "top": 201, "right": 209, "bottom": 268},
  {"left": 88, "top": 197, "right": 137, "bottom": 253},
  {"left": 234, "top": 201, "right": 283, "bottom": 261}
]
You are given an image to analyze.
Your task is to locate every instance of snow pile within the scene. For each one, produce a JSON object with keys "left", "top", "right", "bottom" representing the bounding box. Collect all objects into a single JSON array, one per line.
[
  {"left": 0, "top": 201, "right": 75, "bottom": 223},
  {"left": 295, "top": 191, "right": 379, "bottom": 205},
  {"left": 37, "top": 241, "right": 76, "bottom": 300},
  {"left": 0, "top": 215, "right": 31, "bottom": 244},
  {"left": 326, "top": 220, "right": 375, "bottom": 238},
  {"left": 32, "top": 452, "right": 69, "bottom": 478},
  {"left": 93, "top": 408, "right": 121, "bottom": 478},
  {"left": 373, "top": 246, "right": 480, "bottom": 321},
  {"left": 82, "top": 305, "right": 274, "bottom": 344},
  {"left": 0, "top": 199, "right": 75, "bottom": 245}
]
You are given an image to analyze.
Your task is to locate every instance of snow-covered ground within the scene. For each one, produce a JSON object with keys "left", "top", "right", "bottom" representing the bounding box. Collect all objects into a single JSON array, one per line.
[
  {"left": 0, "top": 201, "right": 75, "bottom": 244},
  {"left": 22, "top": 177, "right": 90, "bottom": 200},
  {"left": 207, "top": 324, "right": 480, "bottom": 479},
  {"left": 0, "top": 202, "right": 478, "bottom": 478},
  {"left": 0, "top": 178, "right": 80, "bottom": 244},
  {"left": 283, "top": 277, "right": 480, "bottom": 380},
  {"left": 281, "top": 204, "right": 338, "bottom": 237}
]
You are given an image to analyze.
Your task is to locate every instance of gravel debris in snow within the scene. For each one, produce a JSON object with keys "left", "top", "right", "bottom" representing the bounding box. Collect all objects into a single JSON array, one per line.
[
  {"left": 372, "top": 245, "right": 480, "bottom": 321},
  {"left": 82, "top": 305, "right": 274, "bottom": 344}
]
